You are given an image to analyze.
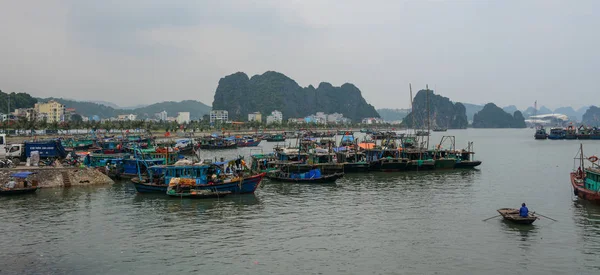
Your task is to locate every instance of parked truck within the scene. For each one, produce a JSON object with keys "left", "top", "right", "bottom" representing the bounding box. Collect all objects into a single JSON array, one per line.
[{"left": 1, "top": 137, "right": 68, "bottom": 165}]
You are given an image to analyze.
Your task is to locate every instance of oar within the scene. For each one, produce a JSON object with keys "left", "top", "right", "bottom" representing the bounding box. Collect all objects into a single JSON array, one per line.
[
  {"left": 534, "top": 212, "right": 558, "bottom": 222},
  {"left": 482, "top": 215, "right": 501, "bottom": 221}
]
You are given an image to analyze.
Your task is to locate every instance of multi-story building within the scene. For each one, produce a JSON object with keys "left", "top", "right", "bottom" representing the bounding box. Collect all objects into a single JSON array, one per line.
[
  {"left": 248, "top": 112, "right": 262, "bottom": 122},
  {"left": 266, "top": 110, "right": 283, "bottom": 124},
  {"left": 210, "top": 110, "right": 228, "bottom": 123},
  {"left": 34, "top": 100, "right": 65, "bottom": 123},
  {"left": 13, "top": 108, "right": 37, "bottom": 121},
  {"left": 155, "top": 110, "right": 168, "bottom": 121},
  {"left": 177, "top": 112, "right": 191, "bottom": 124}
]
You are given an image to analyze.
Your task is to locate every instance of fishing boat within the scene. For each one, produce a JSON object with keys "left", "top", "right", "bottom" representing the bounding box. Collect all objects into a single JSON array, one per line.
[
  {"left": 432, "top": 127, "right": 447, "bottom": 132},
  {"left": 166, "top": 178, "right": 231, "bottom": 198},
  {"left": 365, "top": 148, "right": 410, "bottom": 172},
  {"left": 565, "top": 125, "right": 577, "bottom": 140},
  {"left": 496, "top": 208, "right": 538, "bottom": 224},
  {"left": 198, "top": 137, "right": 237, "bottom": 149},
  {"left": 265, "top": 134, "right": 286, "bottom": 142},
  {"left": 132, "top": 158, "right": 265, "bottom": 194},
  {"left": 266, "top": 168, "right": 343, "bottom": 183},
  {"left": 416, "top": 130, "right": 430, "bottom": 136},
  {"left": 577, "top": 125, "right": 591, "bottom": 140},
  {"left": 571, "top": 144, "right": 600, "bottom": 203},
  {"left": 0, "top": 172, "right": 40, "bottom": 195},
  {"left": 534, "top": 127, "right": 548, "bottom": 140},
  {"left": 236, "top": 136, "right": 261, "bottom": 147},
  {"left": 548, "top": 127, "right": 566, "bottom": 140}
]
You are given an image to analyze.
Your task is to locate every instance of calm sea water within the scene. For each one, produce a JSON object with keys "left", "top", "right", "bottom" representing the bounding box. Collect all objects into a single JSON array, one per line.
[{"left": 2, "top": 129, "right": 600, "bottom": 274}]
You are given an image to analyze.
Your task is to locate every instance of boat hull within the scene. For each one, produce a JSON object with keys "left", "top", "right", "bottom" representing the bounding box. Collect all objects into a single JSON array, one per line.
[
  {"left": 132, "top": 181, "right": 168, "bottom": 193},
  {"left": 237, "top": 141, "right": 261, "bottom": 147},
  {"left": 342, "top": 162, "right": 370, "bottom": 173},
  {"left": 407, "top": 160, "right": 435, "bottom": 171},
  {"left": 571, "top": 172, "right": 600, "bottom": 203},
  {"left": 0, "top": 187, "right": 40, "bottom": 195},
  {"left": 199, "top": 144, "right": 238, "bottom": 150},
  {"left": 434, "top": 159, "right": 455, "bottom": 170},
  {"left": 497, "top": 208, "right": 537, "bottom": 225},
  {"left": 134, "top": 173, "right": 266, "bottom": 194},
  {"left": 166, "top": 190, "right": 231, "bottom": 199},
  {"left": 369, "top": 159, "right": 409, "bottom": 172},
  {"left": 455, "top": 160, "right": 482, "bottom": 169},
  {"left": 266, "top": 173, "right": 343, "bottom": 183}
]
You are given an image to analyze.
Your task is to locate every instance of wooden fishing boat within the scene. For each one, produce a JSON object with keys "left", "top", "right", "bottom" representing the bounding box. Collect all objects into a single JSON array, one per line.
[
  {"left": 496, "top": 208, "right": 538, "bottom": 225},
  {"left": 265, "top": 134, "right": 286, "bottom": 142},
  {"left": 416, "top": 130, "right": 430, "bottom": 136},
  {"left": 534, "top": 127, "right": 548, "bottom": 140},
  {"left": 236, "top": 138, "right": 261, "bottom": 147},
  {"left": 571, "top": 144, "right": 600, "bottom": 203},
  {"left": 266, "top": 171, "right": 344, "bottom": 183},
  {"left": 198, "top": 138, "right": 238, "bottom": 150},
  {"left": 1, "top": 172, "right": 40, "bottom": 196},
  {"left": 132, "top": 158, "right": 266, "bottom": 194}
]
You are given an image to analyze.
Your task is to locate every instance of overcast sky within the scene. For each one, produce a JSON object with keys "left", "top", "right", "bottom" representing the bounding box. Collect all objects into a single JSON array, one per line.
[{"left": 0, "top": 0, "right": 597, "bottom": 110}]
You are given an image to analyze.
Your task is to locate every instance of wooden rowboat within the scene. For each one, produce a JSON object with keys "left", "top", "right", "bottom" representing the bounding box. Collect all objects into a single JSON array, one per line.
[{"left": 497, "top": 208, "right": 538, "bottom": 225}]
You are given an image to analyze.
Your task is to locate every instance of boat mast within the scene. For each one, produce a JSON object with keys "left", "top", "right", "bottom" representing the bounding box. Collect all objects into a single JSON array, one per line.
[
  {"left": 580, "top": 143, "right": 584, "bottom": 170},
  {"left": 534, "top": 100, "right": 537, "bottom": 128},
  {"left": 426, "top": 84, "right": 430, "bottom": 149},
  {"left": 410, "top": 84, "right": 415, "bottom": 134}
]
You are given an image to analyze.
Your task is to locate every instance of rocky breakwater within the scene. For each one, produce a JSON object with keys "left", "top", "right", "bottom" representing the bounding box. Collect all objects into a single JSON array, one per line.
[{"left": 0, "top": 167, "right": 114, "bottom": 188}]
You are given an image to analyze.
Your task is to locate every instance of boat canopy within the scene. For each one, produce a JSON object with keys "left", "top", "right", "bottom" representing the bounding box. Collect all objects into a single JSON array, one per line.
[
  {"left": 341, "top": 136, "right": 355, "bottom": 142},
  {"left": 11, "top": 172, "right": 36, "bottom": 178}
]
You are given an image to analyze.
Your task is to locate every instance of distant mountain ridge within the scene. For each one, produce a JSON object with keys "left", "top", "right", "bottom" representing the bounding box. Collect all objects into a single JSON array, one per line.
[
  {"left": 377, "top": 108, "right": 410, "bottom": 122},
  {"left": 91, "top": 100, "right": 148, "bottom": 110},
  {"left": 38, "top": 97, "right": 211, "bottom": 120},
  {"left": 212, "top": 71, "right": 379, "bottom": 122}
]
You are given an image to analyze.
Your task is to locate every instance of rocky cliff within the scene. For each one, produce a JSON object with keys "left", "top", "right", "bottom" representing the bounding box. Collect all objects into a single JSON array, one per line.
[
  {"left": 211, "top": 71, "right": 379, "bottom": 122},
  {"left": 472, "top": 103, "right": 526, "bottom": 128},
  {"left": 401, "top": 89, "right": 468, "bottom": 129}
]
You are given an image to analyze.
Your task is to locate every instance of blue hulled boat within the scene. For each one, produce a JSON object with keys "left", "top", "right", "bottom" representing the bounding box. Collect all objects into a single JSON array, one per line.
[
  {"left": 548, "top": 128, "right": 566, "bottom": 140},
  {"left": 132, "top": 159, "right": 265, "bottom": 194}
]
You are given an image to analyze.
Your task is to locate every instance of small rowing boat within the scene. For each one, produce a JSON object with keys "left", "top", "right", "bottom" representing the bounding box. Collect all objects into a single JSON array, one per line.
[{"left": 496, "top": 208, "right": 538, "bottom": 225}]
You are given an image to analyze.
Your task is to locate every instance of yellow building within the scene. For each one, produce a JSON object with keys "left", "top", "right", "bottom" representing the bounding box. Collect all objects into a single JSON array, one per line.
[{"left": 34, "top": 100, "right": 65, "bottom": 123}]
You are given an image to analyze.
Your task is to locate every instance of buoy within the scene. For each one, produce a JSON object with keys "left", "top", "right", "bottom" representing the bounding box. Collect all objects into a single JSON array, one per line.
[{"left": 589, "top": 156, "right": 598, "bottom": 162}]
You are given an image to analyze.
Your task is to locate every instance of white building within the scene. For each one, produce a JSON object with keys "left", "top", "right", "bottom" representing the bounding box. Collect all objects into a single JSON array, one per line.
[
  {"left": 210, "top": 110, "right": 228, "bottom": 123},
  {"left": 176, "top": 112, "right": 191, "bottom": 124},
  {"left": 248, "top": 112, "right": 262, "bottom": 122},
  {"left": 266, "top": 110, "right": 283, "bottom": 124},
  {"left": 117, "top": 114, "right": 137, "bottom": 121},
  {"left": 362, "top": 117, "right": 383, "bottom": 124},
  {"left": 155, "top": 110, "right": 168, "bottom": 121}
]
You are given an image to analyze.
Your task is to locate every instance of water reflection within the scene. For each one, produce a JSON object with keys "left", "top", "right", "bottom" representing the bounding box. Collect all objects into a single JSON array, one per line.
[{"left": 572, "top": 201, "right": 600, "bottom": 271}]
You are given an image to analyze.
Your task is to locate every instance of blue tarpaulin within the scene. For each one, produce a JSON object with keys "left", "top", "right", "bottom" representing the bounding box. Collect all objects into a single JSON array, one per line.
[{"left": 11, "top": 172, "right": 35, "bottom": 178}]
